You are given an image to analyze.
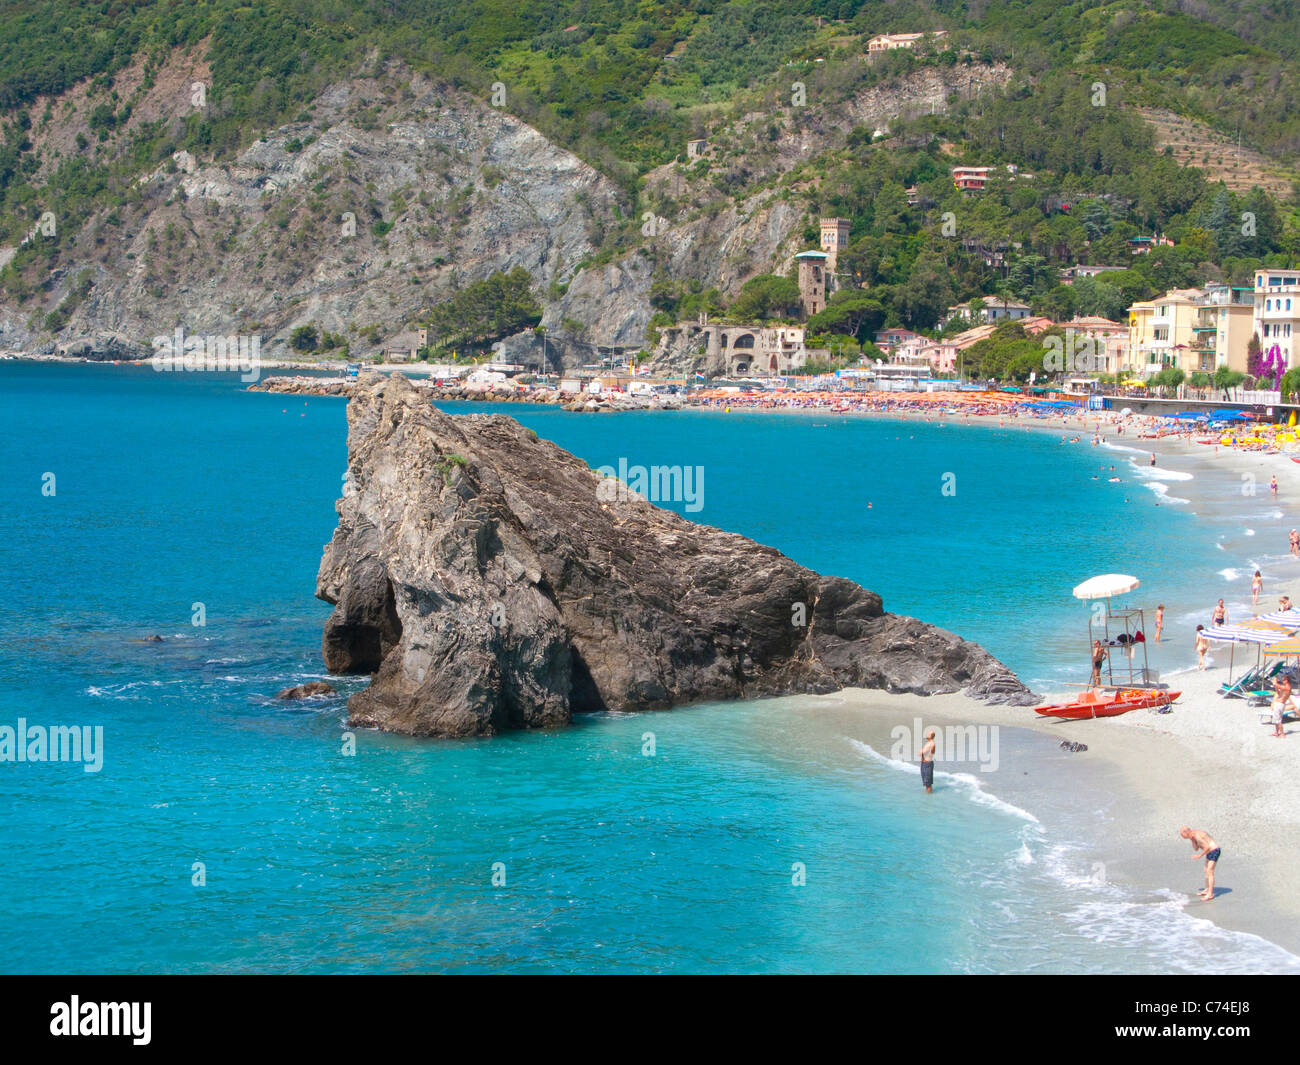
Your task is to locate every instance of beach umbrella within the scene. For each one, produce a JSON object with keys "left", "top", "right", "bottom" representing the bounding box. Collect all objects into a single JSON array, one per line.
[
  {"left": 1264, "top": 638, "right": 1300, "bottom": 657},
  {"left": 1072, "top": 574, "right": 1139, "bottom": 600},
  {"left": 1256, "top": 610, "right": 1300, "bottom": 629},
  {"left": 1205, "top": 623, "right": 1290, "bottom": 682}
]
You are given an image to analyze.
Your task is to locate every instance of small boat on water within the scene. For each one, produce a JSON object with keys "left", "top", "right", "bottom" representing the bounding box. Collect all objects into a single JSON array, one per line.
[{"left": 1036, "top": 688, "right": 1180, "bottom": 719}]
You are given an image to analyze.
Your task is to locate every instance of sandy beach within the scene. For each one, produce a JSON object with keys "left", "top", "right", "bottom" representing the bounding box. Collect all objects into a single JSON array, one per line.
[
  {"left": 781, "top": 406, "right": 1300, "bottom": 963},
  {"left": 816, "top": 663, "right": 1300, "bottom": 965}
]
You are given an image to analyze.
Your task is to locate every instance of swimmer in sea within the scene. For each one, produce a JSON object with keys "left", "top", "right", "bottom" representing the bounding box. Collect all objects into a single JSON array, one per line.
[{"left": 1180, "top": 826, "right": 1221, "bottom": 901}]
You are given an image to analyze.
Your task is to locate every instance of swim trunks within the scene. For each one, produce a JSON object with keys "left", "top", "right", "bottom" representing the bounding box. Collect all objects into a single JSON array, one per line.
[
  {"left": 920, "top": 760, "right": 934, "bottom": 788},
  {"left": 1205, "top": 848, "right": 1221, "bottom": 863}
]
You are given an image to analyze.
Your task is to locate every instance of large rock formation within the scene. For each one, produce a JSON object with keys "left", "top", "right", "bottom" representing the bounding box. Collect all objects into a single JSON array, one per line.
[{"left": 316, "top": 376, "right": 1037, "bottom": 736}]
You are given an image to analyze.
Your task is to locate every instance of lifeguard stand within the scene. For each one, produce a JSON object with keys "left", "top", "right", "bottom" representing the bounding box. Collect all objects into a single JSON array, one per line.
[{"left": 1074, "top": 573, "right": 1159, "bottom": 689}]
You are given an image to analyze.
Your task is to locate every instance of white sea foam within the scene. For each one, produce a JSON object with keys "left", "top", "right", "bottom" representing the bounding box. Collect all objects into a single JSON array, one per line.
[
  {"left": 1245, "top": 528, "right": 1256, "bottom": 536},
  {"left": 846, "top": 744, "right": 1300, "bottom": 971},
  {"left": 1131, "top": 464, "right": 1194, "bottom": 482},
  {"left": 1040, "top": 845, "right": 1300, "bottom": 974},
  {"left": 1141, "top": 481, "right": 1190, "bottom": 504},
  {"left": 1219, "top": 567, "right": 1242, "bottom": 581},
  {"left": 86, "top": 679, "right": 179, "bottom": 698},
  {"left": 848, "top": 739, "right": 1041, "bottom": 824}
]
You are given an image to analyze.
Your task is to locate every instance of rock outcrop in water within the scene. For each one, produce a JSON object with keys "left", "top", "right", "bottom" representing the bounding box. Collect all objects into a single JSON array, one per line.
[{"left": 316, "top": 375, "right": 1037, "bottom": 737}]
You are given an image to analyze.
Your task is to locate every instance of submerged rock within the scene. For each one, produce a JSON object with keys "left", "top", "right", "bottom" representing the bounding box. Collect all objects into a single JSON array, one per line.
[{"left": 316, "top": 375, "right": 1038, "bottom": 737}]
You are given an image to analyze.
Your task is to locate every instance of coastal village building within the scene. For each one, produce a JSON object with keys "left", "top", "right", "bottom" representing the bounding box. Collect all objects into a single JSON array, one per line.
[
  {"left": 946, "top": 298, "right": 1031, "bottom": 324},
  {"left": 1253, "top": 269, "right": 1300, "bottom": 370},
  {"left": 919, "top": 340, "right": 959, "bottom": 373},
  {"left": 383, "top": 327, "right": 428, "bottom": 362},
  {"left": 1060, "top": 264, "right": 1125, "bottom": 284},
  {"left": 951, "top": 165, "right": 1019, "bottom": 194},
  {"left": 867, "top": 31, "right": 948, "bottom": 54},
  {"left": 1191, "top": 284, "right": 1254, "bottom": 373},
  {"left": 874, "top": 328, "right": 919, "bottom": 353},
  {"left": 1063, "top": 316, "right": 1128, "bottom": 375},
  {"left": 952, "top": 166, "right": 994, "bottom": 193},
  {"left": 819, "top": 217, "right": 851, "bottom": 275},
  {"left": 1127, "top": 235, "right": 1175, "bottom": 255},
  {"left": 655, "top": 322, "right": 817, "bottom": 376},
  {"left": 795, "top": 250, "right": 829, "bottom": 317},
  {"left": 686, "top": 138, "right": 709, "bottom": 161},
  {"left": 1126, "top": 289, "right": 1202, "bottom": 375}
]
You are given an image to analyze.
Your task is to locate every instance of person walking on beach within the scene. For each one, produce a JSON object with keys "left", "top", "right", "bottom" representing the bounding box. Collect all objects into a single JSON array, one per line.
[
  {"left": 920, "top": 728, "right": 936, "bottom": 794},
  {"left": 1155, "top": 605, "right": 1164, "bottom": 642},
  {"left": 1252, "top": 571, "right": 1263, "bottom": 606},
  {"left": 1090, "top": 640, "right": 1108, "bottom": 687},
  {"left": 1195, "top": 625, "right": 1209, "bottom": 669},
  {"left": 1271, "top": 475, "right": 1278, "bottom": 498},
  {"left": 1269, "top": 676, "right": 1292, "bottom": 739},
  {"left": 1150, "top": 452, "right": 1157, "bottom": 467},
  {"left": 1291, "top": 529, "right": 1299, "bottom": 559},
  {"left": 1180, "top": 826, "right": 1221, "bottom": 901},
  {"left": 1212, "top": 599, "right": 1227, "bottom": 626}
]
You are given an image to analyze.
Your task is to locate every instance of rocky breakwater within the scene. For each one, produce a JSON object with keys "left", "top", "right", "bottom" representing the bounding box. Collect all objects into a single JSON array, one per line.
[{"left": 316, "top": 375, "right": 1037, "bottom": 737}]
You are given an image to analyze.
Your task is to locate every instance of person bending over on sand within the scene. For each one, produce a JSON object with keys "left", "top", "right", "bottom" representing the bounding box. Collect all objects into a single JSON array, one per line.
[
  {"left": 1211, "top": 599, "right": 1227, "bottom": 626},
  {"left": 1180, "top": 826, "right": 1221, "bottom": 901},
  {"left": 1155, "top": 605, "right": 1164, "bottom": 642},
  {"left": 1270, "top": 677, "right": 1292, "bottom": 739},
  {"left": 1195, "top": 625, "right": 1209, "bottom": 670},
  {"left": 920, "top": 728, "right": 936, "bottom": 794},
  {"left": 1090, "top": 640, "right": 1108, "bottom": 687}
]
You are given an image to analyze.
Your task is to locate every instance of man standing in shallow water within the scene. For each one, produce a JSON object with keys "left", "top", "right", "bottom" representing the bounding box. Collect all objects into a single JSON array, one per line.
[
  {"left": 920, "top": 728, "right": 935, "bottom": 794},
  {"left": 1180, "top": 826, "right": 1221, "bottom": 901}
]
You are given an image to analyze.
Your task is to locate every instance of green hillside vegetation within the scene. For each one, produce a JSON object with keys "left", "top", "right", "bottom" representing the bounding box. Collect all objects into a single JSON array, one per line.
[{"left": 4, "top": 0, "right": 1300, "bottom": 346}]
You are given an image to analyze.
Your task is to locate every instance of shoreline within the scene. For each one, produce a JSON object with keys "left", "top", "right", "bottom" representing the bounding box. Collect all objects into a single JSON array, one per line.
[{"left": 820, "top": 682, "right": 1300, "bottom": 967}]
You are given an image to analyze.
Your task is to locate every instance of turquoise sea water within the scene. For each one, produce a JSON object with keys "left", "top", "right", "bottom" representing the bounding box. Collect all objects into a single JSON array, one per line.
[{"left": 2, "top": 362, "right": 1297, "bottom": 973}]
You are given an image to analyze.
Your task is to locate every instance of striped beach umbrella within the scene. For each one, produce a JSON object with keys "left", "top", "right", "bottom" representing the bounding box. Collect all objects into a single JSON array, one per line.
[
  {"left": 1255, "top": 610, "right": 1300, "bottom": 629},
  {"left": 1202, "top": 625, "right": 1285, "bottom": 643}
]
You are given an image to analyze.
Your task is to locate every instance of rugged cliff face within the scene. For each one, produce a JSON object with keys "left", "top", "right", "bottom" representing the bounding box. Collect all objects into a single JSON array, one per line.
[
  {"left": 0, "top": 59, "right": 626, "bottom": 359},
  {"left": 1, "top": 52, "right": 1009, "bottom": 367},
  {"left": 316, "top": 375, "right": 1037, "bottom": 737}
]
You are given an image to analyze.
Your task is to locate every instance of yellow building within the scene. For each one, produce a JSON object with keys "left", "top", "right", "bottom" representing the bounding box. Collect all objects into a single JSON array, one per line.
[
  {"left": 1191, "top": 284, "right": 1254, "bottom": 374},
  {"left": 1126, "top": 289, "right": 1203, "bottom": 376}
]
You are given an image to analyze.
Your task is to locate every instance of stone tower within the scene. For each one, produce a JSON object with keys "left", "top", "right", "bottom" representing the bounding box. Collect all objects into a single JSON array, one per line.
[
  {"left": 795, "top": 251, "right": 829, "bottom": 319},
  {"left": 819, "top": 217, "right": 851, "bottom": 275}
]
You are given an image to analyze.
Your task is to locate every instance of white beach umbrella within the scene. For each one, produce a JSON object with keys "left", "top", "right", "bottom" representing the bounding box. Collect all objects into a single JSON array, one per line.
[{"left": 1072, "top": 574, "right": 1139, "bottom": 600}]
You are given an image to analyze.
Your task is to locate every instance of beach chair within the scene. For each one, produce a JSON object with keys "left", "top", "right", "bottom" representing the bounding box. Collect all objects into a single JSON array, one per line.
[{"left": 1220, "top": 659, "right": 1284, "bottom": 699}]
